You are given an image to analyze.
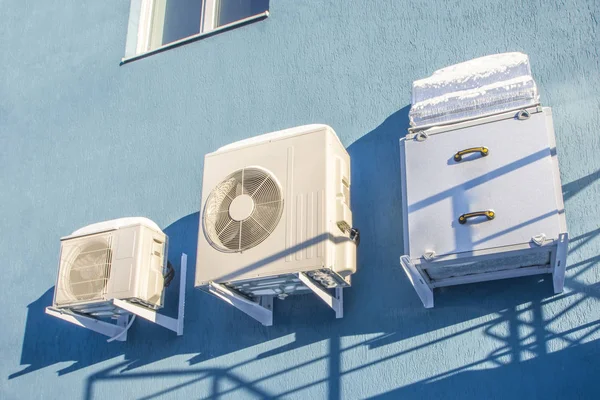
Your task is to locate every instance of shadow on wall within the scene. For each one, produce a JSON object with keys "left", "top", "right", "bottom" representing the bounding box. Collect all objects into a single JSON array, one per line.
[
  {"left": 375, "top": 338, "right": 600, "bottom": 399},
  {"left": 8, "top": 212, "right": 203, "bottom": 379},
  {"left": 562, "top": 168, "right": 600, "bottom": 202},
  {"left": 9, "top": 288, "right": 125, "bottom": 379},
  {"left": 10, "top": 106, "right": 600, "bottom": 399}
]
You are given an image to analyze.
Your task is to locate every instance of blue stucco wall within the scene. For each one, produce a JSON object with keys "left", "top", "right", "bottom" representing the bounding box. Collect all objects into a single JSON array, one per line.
[{"left": 2, "top": 0, "right": 600, "bottom": 398}]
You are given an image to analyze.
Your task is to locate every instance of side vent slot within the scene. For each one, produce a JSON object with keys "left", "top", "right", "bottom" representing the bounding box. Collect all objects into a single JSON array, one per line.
[{"left": 335, "top": 157, "right": 352, "bottom": 232}]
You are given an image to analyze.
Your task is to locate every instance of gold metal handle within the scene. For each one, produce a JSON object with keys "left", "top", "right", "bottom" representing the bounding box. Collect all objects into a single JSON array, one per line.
[
  {"left": 454, "top": 146, "right": 489, "bottom": 162},
  {"left": 458, "top": 210, "right": 495, "bottom": 224}
]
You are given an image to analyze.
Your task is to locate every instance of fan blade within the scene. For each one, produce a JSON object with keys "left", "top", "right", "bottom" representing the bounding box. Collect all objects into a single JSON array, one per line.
[
  {"left": 240, "top": 217, "right": 271, "bottom": 250},
  {"left": 243, "top": 169, "right": 269, "bottom": 196},
  {"left": 218, "top": 220, "right": 241, "bottom": 251},
  {"left": 252, "top": 202, "right": 283, "bottom": 233}
]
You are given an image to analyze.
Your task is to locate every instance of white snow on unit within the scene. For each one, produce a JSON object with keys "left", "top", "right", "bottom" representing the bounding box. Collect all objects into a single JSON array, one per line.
[
  {"left": 215, "top": 124, "right": 330, "bottom": 153},
  {"left": 67, "top": 217, "right": 162, "bottom": 238},
  {"left": 410, "top": 52, "right": 540, "bottom": 128}
]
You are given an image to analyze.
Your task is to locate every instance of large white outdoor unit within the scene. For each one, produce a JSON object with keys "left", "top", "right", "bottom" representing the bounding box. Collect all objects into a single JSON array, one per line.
[
  {"left": 46, "top": 217, "right": 186, "bottom": 341},
  {"left": 399, "top": 52, "right": 568, "bottom": 308},
  {"left": 195, "top": 124, "right": 359, "bottom": 325}
]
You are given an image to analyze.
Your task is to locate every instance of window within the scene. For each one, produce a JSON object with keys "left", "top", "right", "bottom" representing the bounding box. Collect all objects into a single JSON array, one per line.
[{"left": 124, "top": 0, "right": 269, "bottom": 62}]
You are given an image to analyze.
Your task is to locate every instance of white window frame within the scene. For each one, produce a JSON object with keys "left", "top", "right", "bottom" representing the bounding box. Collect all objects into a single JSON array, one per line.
[
  {"left": 202, "top": 0, "right": 219, "bottom": 33},
  {"left": 123, "top": 0, "right": 269, "bottom": 64}
]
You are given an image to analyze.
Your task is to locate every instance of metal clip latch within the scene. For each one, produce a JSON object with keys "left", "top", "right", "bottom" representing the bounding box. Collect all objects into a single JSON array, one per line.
[
  {"left": 415, "top": 131, "right": 429, "bottom": 142},
  {"left": 516, "top": 109, "right": 530, "bottom": 120}
]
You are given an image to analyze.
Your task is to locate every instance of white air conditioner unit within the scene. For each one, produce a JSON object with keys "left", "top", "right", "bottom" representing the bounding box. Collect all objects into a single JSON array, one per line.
[
  {"left": 46, "top": 217, "right": 187, "bottom": 341},
  {"left": 400, "top": 53, "right": 568, "bottom": 308},
  {"left": 195, "top": 124, "right": 359, "bottom": 325}
]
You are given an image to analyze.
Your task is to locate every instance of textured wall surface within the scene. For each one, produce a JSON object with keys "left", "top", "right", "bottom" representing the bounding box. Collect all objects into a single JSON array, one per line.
[{"left": 1, "top": 0, "right": 600, "bottom": 399}]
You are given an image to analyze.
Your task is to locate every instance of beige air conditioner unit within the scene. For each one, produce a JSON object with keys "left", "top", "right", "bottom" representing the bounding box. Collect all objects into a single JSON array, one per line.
[
  {"left": 195, "top": 124, "right": 359, "bottom": 325},
  {"left": 46, "top": 217, "right": 187, "bottom": 341}
]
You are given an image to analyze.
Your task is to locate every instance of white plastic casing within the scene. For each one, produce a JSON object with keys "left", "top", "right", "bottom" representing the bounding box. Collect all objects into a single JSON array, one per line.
[
  {"left": 195, "top": 125, "right": 356, "bottom": 290},
  {"left": 54, "top": 217, "right": 167, "bottom": 310}
]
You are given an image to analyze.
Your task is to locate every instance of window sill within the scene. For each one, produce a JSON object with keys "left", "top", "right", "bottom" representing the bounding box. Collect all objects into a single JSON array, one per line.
[{"left": 120, "top": 10, "right": 269, "bottom": 66}]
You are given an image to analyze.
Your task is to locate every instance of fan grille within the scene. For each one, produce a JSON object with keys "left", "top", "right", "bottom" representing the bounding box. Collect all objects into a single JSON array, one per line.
[
  {"left": 204, "top": 167, "right": 284, "bottom": 252},
  {"left": 56, "top": 235, "right": 112, "bottom": 305}
]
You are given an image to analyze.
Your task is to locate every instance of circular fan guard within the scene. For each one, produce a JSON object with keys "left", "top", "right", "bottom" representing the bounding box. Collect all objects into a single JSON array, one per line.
[
  {"left": 61, "top": 238, "right": 112, "bottom": 302},
  {"left": 203, "top": 167, "right": 284, "bottom": 252}
]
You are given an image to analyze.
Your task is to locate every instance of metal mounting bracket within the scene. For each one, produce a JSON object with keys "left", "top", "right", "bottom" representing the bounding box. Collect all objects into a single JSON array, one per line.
[
  {"left": 45, "top": 307, "right": 131, "bottom": 342},
  {"left": 208, "top": 282, "right": 274, "bottom": 326},
  {"left": 400, "top": 255, "right": 434, "bottom": 308},
  {"left": 45, "top": 253, "right": 188, "bottom": 341},
  {"left": 552, "top": 232, "right": 569, "bottom": 293},
  {"left": 114, "top": 252, "right": 187, "bottom": 336},
  {"left": 298, "top": 272, "right": 343, "bottom": 318}
]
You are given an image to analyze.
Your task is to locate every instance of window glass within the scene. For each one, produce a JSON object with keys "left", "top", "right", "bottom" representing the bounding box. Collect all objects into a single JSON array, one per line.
[
  {"left": 124, "top": 0, "right": 270, "bottom": 60},
  {"left": 161, "top": 0, "right": 203, "bottom": 45},
  {"left": 216, "top": 0, "right": 269, "bottom": 27},
  {"left": 151, "top": 0, "right": 203, "bottom": 48}
]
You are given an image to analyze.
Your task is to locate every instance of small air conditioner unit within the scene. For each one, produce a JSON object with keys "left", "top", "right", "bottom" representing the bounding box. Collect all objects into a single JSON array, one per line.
[
  {"left": 195, "top": 124, "right": 359, "bottom": 325},
  {"left": 46, "top": 217, "right": 187, "bottom": 341}
]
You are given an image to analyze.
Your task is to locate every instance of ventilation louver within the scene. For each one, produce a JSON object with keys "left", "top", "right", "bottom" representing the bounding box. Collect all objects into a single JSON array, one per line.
[
  {"left": 57, "top": 236, "right": 112, "bottom": 304},
  {"left": 203, "top": 167, "right": 284, "bottom": 253}
]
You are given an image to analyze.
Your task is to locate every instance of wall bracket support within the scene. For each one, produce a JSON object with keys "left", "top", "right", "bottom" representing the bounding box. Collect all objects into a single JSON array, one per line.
[
  {"left": 45, "top": 253, "right": 188, "bottom": 341},
  {"left": 298, "top": 272, "right": 343, "bottom": 318},
  {"left": 208, "top": 282, "right": 274, "bottom": 326},
  {"left": 552, "top": 232, "right": 569, "bottom": 293},
  {"left": 400, "top": 255, "right": 434, "bottom": 308}
]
